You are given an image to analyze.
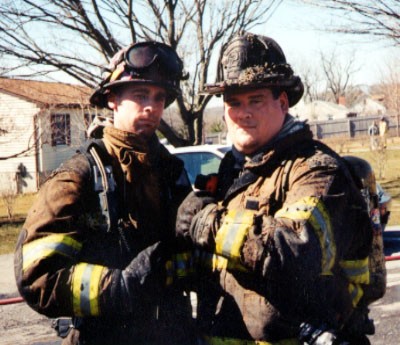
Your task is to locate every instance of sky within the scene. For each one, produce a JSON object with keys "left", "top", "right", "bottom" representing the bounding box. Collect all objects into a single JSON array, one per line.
[
  {"left": 207, "top": 1, "right": 399, "bottom": 109},
  {"left": 255, "top": 1, "right": 399, "bottom": 87}
]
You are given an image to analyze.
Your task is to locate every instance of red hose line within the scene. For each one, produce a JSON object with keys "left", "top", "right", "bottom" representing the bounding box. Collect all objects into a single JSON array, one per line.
[
  {"left": 0, "top": 296, "right": 24, "bottom": 305},
  {"left": 385, "top": 255, "right": 400, "bottom": 261}
]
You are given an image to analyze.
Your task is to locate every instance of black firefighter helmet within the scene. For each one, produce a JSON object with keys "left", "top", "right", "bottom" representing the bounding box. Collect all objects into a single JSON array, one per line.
[
  {"left": 90, "top": 41, "right": 187, "bottom": 109},
  {"left": 203, "top": 31, "right": 304, "bottom": 107}
]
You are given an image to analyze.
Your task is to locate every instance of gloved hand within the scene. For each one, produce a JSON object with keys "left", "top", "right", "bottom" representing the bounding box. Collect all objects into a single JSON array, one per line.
[
  {"left": 101, "top": 241, "right": 167, "bottom": 314},
  {"left": 299, "top": 322, "right": 346, "bottom": 345},
  {"left": 189, "top": 202, "right": 223, "bottom": 250},
  {"left": 241, "top": 214, "right": 276, "bottom": 271},
  {"left": 176, "top": 191, "right": 216, "bottom": 243}
]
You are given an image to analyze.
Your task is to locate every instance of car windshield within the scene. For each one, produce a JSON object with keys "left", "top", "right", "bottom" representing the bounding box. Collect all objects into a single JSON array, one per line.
[{"left": 175, "top": 151, "right": 223, "bottom": 185}]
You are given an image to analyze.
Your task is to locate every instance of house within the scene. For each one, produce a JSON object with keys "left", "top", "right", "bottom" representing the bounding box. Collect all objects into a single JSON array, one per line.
[
  {"left": 290, "top": 100, "right": 349, "bottom": 122},
  {"left": 350, "top": 98, "right": 387, "bottom": 116},
  {"left": 0, "top": 78, "right": 110, "bottom": 194}
]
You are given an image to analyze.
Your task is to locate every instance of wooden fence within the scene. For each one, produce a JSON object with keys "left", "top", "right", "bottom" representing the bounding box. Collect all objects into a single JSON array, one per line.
[
  {"left": 308, "top": 114, "right": 400, "bottom": 140},
  {"left": 205, "top": 114, "right": 400, "bottom": 144}
]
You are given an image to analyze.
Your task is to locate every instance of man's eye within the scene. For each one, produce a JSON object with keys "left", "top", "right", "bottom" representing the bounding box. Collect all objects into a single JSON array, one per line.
[
  {"left": 227, "top": 101, "right": 240, "bottom": 108},
  {"left": 155, "top": 94, "right": 167, "bottom": 103}
]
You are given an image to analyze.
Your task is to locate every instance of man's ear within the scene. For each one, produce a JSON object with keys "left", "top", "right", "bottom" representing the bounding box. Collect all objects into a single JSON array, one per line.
[
  {"left": 279, "top": 92, "right": 289, "bottom": 113},
  {"left": 107, "top": 93, "right": 117, "bottom": 110}
]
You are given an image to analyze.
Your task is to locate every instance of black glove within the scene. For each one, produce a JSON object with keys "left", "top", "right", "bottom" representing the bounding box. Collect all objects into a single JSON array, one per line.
[
  {"left": 299, "top": 322, "right": 345, "bottom": 345},
  {"left": 101, "top": 241, "right": 166, "bottom": 315},
  {"left": 189, "top": 202, "right": 223, "bottom": 250},
  {"left": 241, "top": 214, "right": 275, "bottom": 271},
  {"left": 176, "top": 191, "right": 216, "bottom": 243}
]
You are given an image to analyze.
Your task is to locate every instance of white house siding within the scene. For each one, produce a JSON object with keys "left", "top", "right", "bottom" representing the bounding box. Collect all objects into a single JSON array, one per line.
[
  {"left": 39, "top": 107, "right": 88, "bottom": 177},
  {"left": 0, "top": 92, "right": 40, "bottom": 194}
]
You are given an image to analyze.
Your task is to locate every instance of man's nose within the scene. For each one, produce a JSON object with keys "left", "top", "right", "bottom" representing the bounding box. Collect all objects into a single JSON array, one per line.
[{"left": 238, "top": 106, "right": 252, "bottom": 119}]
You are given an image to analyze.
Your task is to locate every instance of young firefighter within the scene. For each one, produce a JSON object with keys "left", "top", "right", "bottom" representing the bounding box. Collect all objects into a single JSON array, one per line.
[
  {"left": 14, "top": 41, "right": 194, "bottom": 345},
  {"left": 176, "top": 32, "right": 373, "bottom": 345}
]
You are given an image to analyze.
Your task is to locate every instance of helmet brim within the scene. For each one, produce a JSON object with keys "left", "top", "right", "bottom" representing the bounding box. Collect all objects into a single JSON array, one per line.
[
  {"left": 203, "top": 78, "right": 304, "bottom": 107},
  {"left": 89, "top": 79, "right": 180, "bottom": 109}
]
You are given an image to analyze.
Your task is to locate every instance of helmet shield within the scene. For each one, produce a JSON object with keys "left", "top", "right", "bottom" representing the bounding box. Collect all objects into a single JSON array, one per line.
[
  {"left": 90, "top": 41, "right": 186, "bottom": 109},
  {"left": 204, "top": 32, "right": 304, "bottom": 107}
]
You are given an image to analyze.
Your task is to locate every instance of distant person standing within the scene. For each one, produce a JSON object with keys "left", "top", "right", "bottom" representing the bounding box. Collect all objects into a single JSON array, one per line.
[
  {"left": 379, "top": 116, "right": 388, "bottom": 148},
  {"left": 368, "top": 121, "right": 379, "bottom": 150}
]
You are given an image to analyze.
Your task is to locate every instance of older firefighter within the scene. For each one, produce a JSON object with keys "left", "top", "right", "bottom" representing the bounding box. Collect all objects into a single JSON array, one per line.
[
  {"left": 14, "top": 41, "right": 193, "bottom": 345},
  {"left": 176, "top": 32, "right": 373, "bottom": 345}
]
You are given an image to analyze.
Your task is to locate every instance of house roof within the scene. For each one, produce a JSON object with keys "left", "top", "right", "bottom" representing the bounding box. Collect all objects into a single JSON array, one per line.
[{"left": 0, "top": 77, "right": 93, "bottom": 107}]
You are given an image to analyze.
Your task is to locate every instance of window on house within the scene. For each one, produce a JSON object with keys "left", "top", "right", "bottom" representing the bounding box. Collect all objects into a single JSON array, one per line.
[{"left": 51, "top": 114, "right": 71, "bottom": 146}]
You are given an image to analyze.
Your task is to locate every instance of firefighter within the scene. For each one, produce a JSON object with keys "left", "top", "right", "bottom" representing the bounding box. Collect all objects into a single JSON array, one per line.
[
  {"left": 341, "top": 156, "right": 387, "bottom": 339},
  {"left": 176, "top": 32, "right": 373, "bottom": 345},
  {"left": 14, "top": 41, "right": 193, "bottom": 345}
]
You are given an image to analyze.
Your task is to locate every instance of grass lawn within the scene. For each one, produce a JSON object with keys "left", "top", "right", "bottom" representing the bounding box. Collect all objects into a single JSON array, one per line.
[
  {"left": 0, "top": 222, "right": 21, "bottom": 254},
  {"left": 1, "top": 139, "right": 399, "bottom": 255}
]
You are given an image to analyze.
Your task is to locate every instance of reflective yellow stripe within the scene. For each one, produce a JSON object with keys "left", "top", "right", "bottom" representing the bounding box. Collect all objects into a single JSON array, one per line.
[
  {"left": 204, "top": 335, "right": 300, "bottom": 345},
  {"left": 340, "top": 257, "right": 370, "bottom": 284},
  {"left": 215, "top": 209, "right": 255, "bottom": 260},
  {"left": 275, "top": 196, "right": 336, "bottom": 275},
  {"left": 348, "top": 282, "right": 364, "bottom": 307},
  {"left": 72, "top": 263, "right": 105, "bottom": 317},
  {"left": 22, "top": 234, "right": 82, "bottom": 272}
]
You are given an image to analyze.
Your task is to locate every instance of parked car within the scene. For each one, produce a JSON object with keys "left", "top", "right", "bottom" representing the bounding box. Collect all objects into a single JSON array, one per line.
[{"left": 168, "top": 144, "right": 231, "bottom": 185}]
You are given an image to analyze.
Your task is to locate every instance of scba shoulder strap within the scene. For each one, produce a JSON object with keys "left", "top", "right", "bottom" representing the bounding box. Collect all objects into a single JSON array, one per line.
[{"left": 81, "top": 139, "right": 119, "bottom": 233}]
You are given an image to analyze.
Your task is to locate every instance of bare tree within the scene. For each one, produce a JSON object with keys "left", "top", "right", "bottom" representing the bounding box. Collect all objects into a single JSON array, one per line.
[
  {"left": 377, "top": 58, "right": 400, "bottom": 115},
  {"left": 0, "top": 0, "right": 283, "bottom": 146},
  {"left": 297, "top": 0, "right": 400, "bottom": 46},
  {"left": 319, "top": 48, "right": 360, "bottom": 104},
  {"left": 0, "top": 177, "right": 17, "bottom": 220},
  {"left": 374, "top": 57, "right": 400, "bottom": 136},
  {"left": 296, "top": 60, "right": 324, "bottom": 103}
]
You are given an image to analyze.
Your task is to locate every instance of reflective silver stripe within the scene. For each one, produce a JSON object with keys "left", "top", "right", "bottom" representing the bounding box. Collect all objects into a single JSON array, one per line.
[
  {"left": 221, "top": 211, "right": 244, "bottom": 257},
  {"left": 275, "top": 196, "right": 336, "bottom": 275},
  {"left": 22, "top": 234, "right": 82, "bottom": 271},
  {"left": 72, "top": 263, "right": 104, "bottom": 316}
]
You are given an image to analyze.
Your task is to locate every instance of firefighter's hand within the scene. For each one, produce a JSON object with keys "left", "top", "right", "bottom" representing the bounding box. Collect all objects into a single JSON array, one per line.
[
  {"left": 189, "top": 203, "right": 223, "bottom": 250},
  {"left": 176, "top": 191, "right": 216, "bottom": 243},
  {"left": 241, "top": 215, "right": 275, "bottom": 271},
  {"left": 299, "top": 322, "right": 343, "bottom": 345},
  {"left": 101, "top": 242, "right": 166, "bottom": 314},
  {"left": 121, "top": 241, "right": 166, "bottom": 292}
]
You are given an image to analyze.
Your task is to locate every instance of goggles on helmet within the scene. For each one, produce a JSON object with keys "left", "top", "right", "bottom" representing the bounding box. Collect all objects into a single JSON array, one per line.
[
  {"left": 90, "top": 41, "right": 186, "bottom": 109},
  {"left": 125, "top": 42, "right": 182, "bottom": 76},
  {"left": 106, "top": 41, "right": 184, "bottom": 85}
]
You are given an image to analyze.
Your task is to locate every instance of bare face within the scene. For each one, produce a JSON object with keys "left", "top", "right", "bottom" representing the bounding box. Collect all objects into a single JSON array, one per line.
[
  {"left": 223, "top": 88, "right": 289, "bottom": 155},
  {"left": 108, "top": 84, "right": 167, "bottom": 138}
]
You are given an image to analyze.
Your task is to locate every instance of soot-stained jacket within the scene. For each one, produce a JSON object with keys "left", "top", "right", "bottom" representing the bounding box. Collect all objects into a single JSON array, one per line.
[
  {"left": 14, "top": 127, "right": 193, "bottom": 345},
  {"left": 193, "top": 119, "right": 372, "bottom": 343}
]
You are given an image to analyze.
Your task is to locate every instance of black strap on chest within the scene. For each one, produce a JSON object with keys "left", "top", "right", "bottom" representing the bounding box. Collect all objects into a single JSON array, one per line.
[{"left": 81, "top": 139, "right": 119, "bottom": 233}]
